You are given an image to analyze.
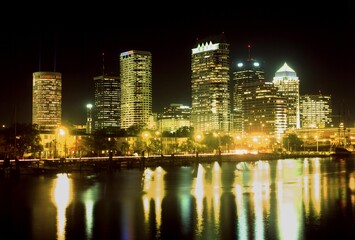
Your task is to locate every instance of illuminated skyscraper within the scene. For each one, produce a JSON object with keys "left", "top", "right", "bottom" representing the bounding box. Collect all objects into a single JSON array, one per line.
[
  {"left": 300, "top": 94, "right": 332, "bottom": 128},
  {"left": 191, "top": 35, "right": 230, "bottom": 133},
  {"left": 233, "top": 59, "right": 287, "bottom": 137},
  {"left": 32, "top": 72, "right": 62, "bottom": 132},
  {"left": 273, "top": 62, "right": 300, "bottom": 129},
  {"left": 120, "top": 50, "right": 152, "bottom": 129},
  {"left": 94, "top": 75, "right": 120, "bottom": 131}
]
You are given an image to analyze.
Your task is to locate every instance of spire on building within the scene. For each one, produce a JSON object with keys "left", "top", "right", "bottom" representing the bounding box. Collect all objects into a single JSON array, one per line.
[
  {"left": 102, "top": 52, "right": 105, "bottom": 76},
  {"left": 247, "top": 43, "right": 252, "bottom": 60}
]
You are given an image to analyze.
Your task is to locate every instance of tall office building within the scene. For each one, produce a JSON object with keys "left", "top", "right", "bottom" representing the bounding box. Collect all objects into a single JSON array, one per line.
[
  {"left": 273, "top": 62, "right": 300, "bottom": 129},
  {"left": 191, "top": 35, "right": 230, "bottom": 133},
  {"left": 300, "top": 94, "right": 332, "bottom": 128},
  {"left": 32, "top": 72, "right": 62, "bottom": 132},
  {"left": 233, "top": 59, "right": 287, "bottom": 137},
  {"left": 93, "top": 75, "right": 120, "bottom": 131},
  {"left": 120, "top": 50, "right": 152, "bottom": 129}
]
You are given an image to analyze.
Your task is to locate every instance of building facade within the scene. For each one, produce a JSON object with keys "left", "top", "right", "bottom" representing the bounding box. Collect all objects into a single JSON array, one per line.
[
  {"left": 93, "top": 75, "right": 120, "bottom": 131},
  {"left": 32, "top": 72, "right": 62, "bottom": 132},
  {"left": 300, "top": 94, "right": 332, "bottom": 128},
  {"left": 191, "top": 35, "right": 231, "bottom": 133},
  {"left": 233, "top": 60, "right": 287, "bottom": 138},
  {"left": 158, "top": 103, "right": 191, "bottom": 132},
  {"left": 272, "top": 62, "right": 300, "bottom": 130},
  {"left": 120, "top": 50, "right": 152, "bottom": 129}
]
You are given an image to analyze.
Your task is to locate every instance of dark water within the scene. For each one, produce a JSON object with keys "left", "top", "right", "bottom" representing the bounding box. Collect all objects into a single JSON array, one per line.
[{"left": 0, "top": 157, "right": 354, "bottom": 240}]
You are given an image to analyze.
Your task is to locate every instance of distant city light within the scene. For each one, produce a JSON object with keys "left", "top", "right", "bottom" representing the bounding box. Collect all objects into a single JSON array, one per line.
[
  {"left": 253, "top": 62, "right": 260, "bottom": 67},
  {"left": 237, "top": 63, "right": 243, "bottom": 67},
  {"left": 86, "top": 104, "right": 93, "bottom": 109}
]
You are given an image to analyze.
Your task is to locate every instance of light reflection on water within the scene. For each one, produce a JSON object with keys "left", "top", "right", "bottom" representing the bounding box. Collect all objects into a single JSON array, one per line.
[
  {"left": 142, "top": 166, "right": 166, "bottom": 239},
  {"left": 51, "top": 173, "right": 73, "bottom": 240},
  {"left": 1, "top": 157, "right": 355, "bottom": 239}
]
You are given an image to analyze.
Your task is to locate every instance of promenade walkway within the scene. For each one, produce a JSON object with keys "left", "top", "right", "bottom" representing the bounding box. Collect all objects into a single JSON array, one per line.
[{"left": 0, "top": 151, "right": 331, "bottom": 177}]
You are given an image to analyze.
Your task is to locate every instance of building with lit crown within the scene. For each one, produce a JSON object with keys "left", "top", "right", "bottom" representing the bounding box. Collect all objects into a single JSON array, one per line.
[
  {"left": 300, "top": 94, "right": 332, "bottom": 128},
  {"left": 191, "top": 35, "right": 230, "bottom": 133},
  {"left": 233, "top": 59, "right": 287, "bottom": 138},
  {"left": 273, "top": 62, "right": 300, "bottom": 130},
  {"left": 120, "top": 50, "right": 152, "bottom": 129},
  {"left": 32, "top": 72, "right": 62, "bottom": 132},
  {"left": 93, "top": 75, "right": 120, "bottom": 131}
]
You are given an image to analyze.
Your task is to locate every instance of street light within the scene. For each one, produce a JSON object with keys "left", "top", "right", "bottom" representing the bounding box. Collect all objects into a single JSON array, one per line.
[
  {"left": 58, "top": 127, "right": 67, "bottom": 158},
  {"left": 142, "top": 131, "right": 150, "bottom": 156},
  {"left": 155, "top": 131, "right": 163, "bottom": 155},
  {"left": 195, "top": 134, "right": 202, "bottom": 156},
  {"left": 315, "top": 135, "right": 318, "bottom": 152},
  {"left": 86, "top": 103, "right": 93, "bottom": 134}
]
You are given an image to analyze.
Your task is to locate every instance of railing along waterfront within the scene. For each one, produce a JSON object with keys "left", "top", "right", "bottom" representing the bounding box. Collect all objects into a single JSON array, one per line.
[{"left": 0, "top": 151, "right": 331, "bottom": 177}]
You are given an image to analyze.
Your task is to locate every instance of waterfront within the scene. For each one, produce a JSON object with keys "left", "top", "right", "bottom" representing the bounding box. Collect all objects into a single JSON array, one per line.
[{"left": 0, "top": 156, "right": 354, "bottom": 239}]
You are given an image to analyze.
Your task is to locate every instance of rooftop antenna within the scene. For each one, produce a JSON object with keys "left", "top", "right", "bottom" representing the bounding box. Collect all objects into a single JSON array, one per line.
[
  {"left": 38, "top": 34, "right": 42, "bottom": 72},
  {"left": 53, "top": 32, "right": 57, "bottom": 72},
  {"left": 247, "top": 42, "right": 252, "bottom": 60},
  {"left": 102, "top": 52, "right": 105, "bottom": 76}
]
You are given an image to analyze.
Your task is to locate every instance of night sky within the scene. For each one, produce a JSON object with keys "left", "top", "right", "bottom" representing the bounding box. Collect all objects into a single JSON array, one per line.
[{"left": 1, "top": 2, "right": 354, "bottom": 127}]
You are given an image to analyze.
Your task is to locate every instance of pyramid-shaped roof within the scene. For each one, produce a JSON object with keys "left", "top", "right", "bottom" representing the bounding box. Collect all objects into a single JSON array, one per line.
[
  {"left": 276, "top": 62, "right": 295, "bottom": 73},
  {"left": 274, "top": 62, "right": 298, "bottom": 79}
]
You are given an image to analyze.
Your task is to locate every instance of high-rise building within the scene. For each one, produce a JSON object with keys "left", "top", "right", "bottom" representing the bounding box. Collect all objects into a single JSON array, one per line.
[
  {"left": 233, "top": 59, "right": 287, "bottom": 137},
  {"left": 120, "top": 50, "right": 152, "bottom": 129},
  {"left": 300, "top": 94, "right": 332, "bottom": 128},
  {"left": 191, "top": 35, "right": 230, "bottom": 133},
  {"left": 32, "top": 72, "right": 62, "bottom": 132},
  {"left": 93, "top": 75, "right": 120, "bottom": 131},
  {"left": 273, "top": 62, "right": 300, "bottom": 129}
]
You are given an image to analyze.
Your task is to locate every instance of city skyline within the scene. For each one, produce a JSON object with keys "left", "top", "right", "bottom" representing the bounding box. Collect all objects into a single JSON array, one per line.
[{"left": 1, "top": 3, "right": 354, "bottom": 127}]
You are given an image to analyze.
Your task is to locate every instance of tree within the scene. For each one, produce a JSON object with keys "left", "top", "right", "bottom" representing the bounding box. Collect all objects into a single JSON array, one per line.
[
  {"left": 220, "top": 135, "right": 234, "bottom": 153},
  {"left": 0, "top": 123, "right": 43, "bottom": 158},
  {"left": 283, "top": 133, "right": 303, "bottom": 152},
  {"left": 175, "top": 126, "right": 193, "bottom": 137}
]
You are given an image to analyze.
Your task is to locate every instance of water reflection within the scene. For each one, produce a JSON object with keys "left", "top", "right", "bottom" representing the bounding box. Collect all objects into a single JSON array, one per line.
[
  {"left": 192, "top": 163, "right": 205, "bottom": 236},
  {"left": 141, "top": 166, "right": 166, "bottom": 239},
  {"left": 82, "top": 182, "right": 99, "bottom": 240},
  {"left": 190, "top": 162, "right": 223, "bottom": 238},
  {"left": 51, "top": 173, "right": 73, "bottom": 240},
  {"left": 2, "top": 157, "right": 355, "bottom": 239},
  {"left": 276, "top": 159, "right": 303, "bottom": 240}
]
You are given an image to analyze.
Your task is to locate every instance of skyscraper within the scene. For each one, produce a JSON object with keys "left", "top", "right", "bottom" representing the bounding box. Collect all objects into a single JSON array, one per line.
[
  {"left": 233, "top": 59, "right": 287, "bottom": 137},
  {"left": 273, "top": 62, "right": 300, "bottom": 129},
  {"left": 300, "top": 94, "right": 332, "bottom": 128},
  {"left": 191, "top": 35, "right": 230, "bottom": 133},
  {"left": 120, "top": 50, "right": 152, "bottom": 130},
  {"left": 32, "top": 72, "right": 62, "bottom": 132},
  {"left": 93, "top": 75, "right": 120, "bottom": 131}
]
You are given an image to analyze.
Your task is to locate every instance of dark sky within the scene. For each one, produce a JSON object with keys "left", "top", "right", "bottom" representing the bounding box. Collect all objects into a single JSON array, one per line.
[{"left": 1, "top": 2, "right": 354, "bottom": 127}]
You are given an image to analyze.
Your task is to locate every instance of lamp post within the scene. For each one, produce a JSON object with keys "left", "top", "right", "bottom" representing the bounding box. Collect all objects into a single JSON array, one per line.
[
  {"left": 86, "top": 103, "right": 93, "bottom": 134},
  {"left": 315, "top": 135, "right": 318, "bottom": 152},
  {"left": 59, "top": 128, "right": 67, "bottom": 158},
  {"left": 142, "top": 131, "right": 150, "bottom": 157},
  {"left": 195, "top": 134, "right": 202, "bottom": 156}
]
